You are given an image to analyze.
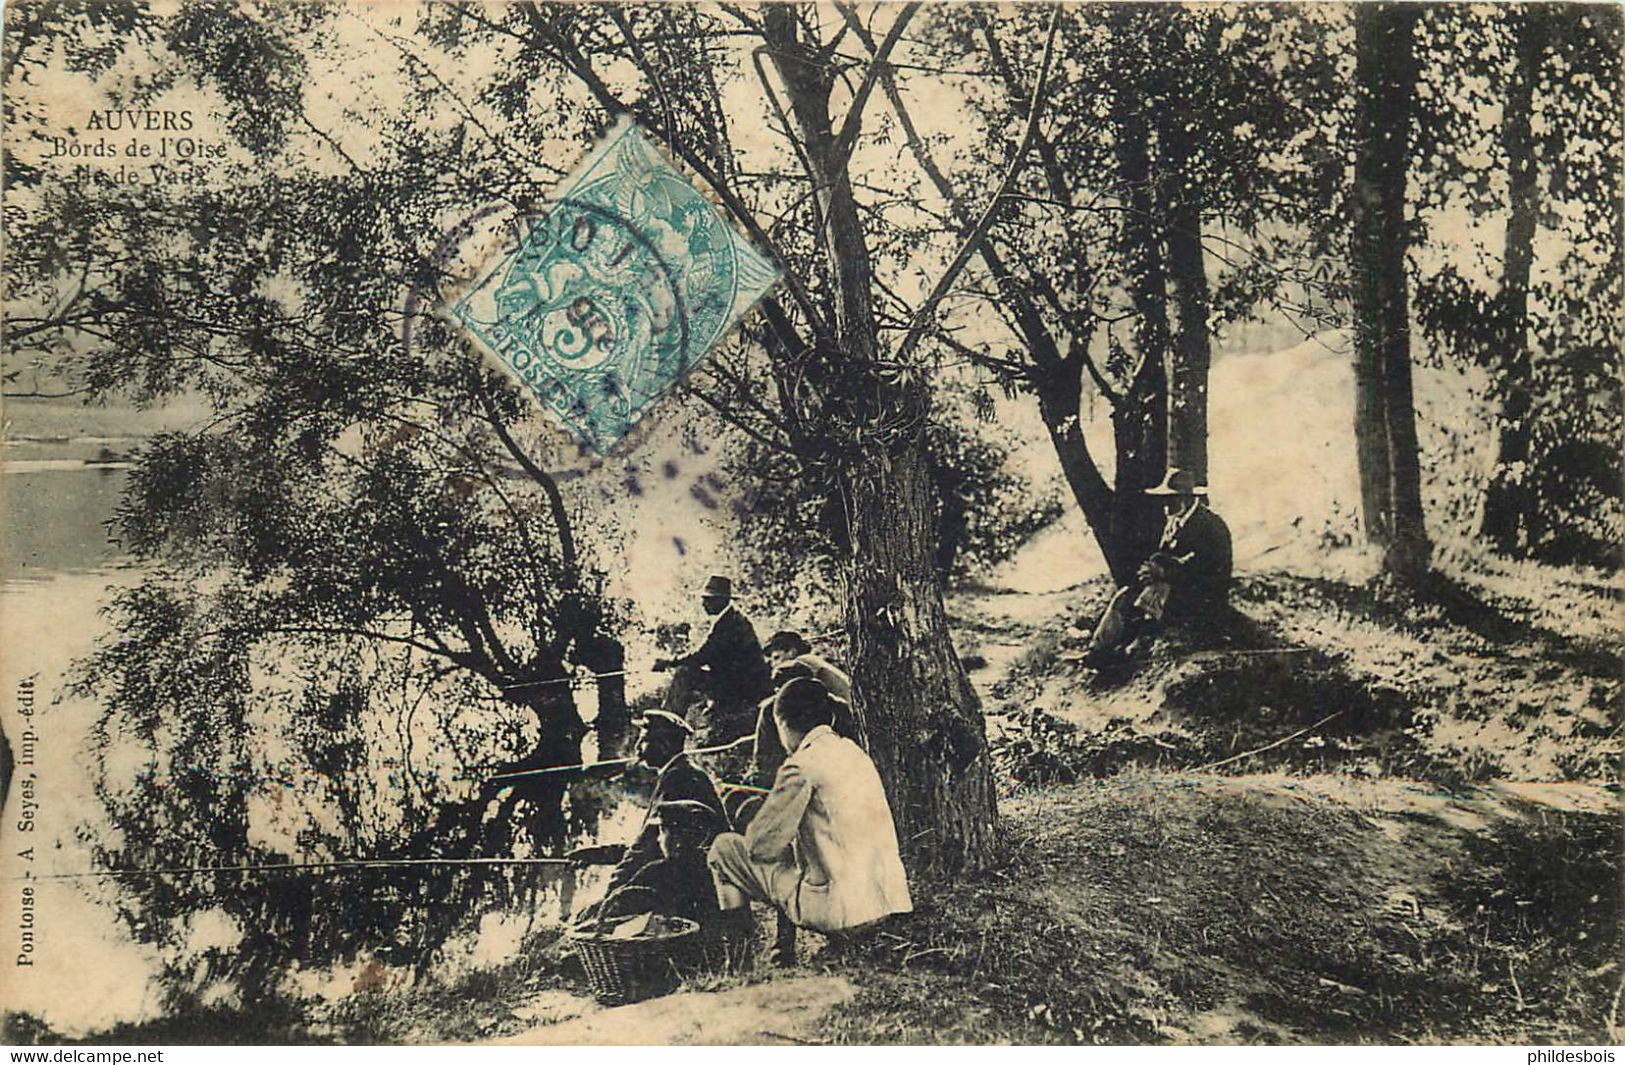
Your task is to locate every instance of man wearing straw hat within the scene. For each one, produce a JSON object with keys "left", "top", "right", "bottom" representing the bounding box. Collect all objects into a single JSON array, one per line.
[
  {"left": 652, "top": 574, "right": 772, "bottom": 748},
  {"left": 1083, "top": 467, "right": 1233, "bottom": 668}
]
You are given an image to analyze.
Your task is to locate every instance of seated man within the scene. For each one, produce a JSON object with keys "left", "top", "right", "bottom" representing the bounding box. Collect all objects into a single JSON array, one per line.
[
  {"left": 707, "top": 678, "right": 912, "bottom": 959},
  {"left": 570, "top": 710, "right": 727, "bottom": 923},
  {"left": 762, "top": 630, "right": 852, "bottom": 701},
  {"left": 1084, "top": 467, "right": 1233, "bottom": 668},
  {"left": 727, "top": 657, "right": 861, "bottom": 830},
  {"left": 755, "top": 632, "right": 857, "bottom": 779},
  {"left": 592, "top": 799, "right": 724, "bottom": 928},
  {"left": 652, "top": 575, "right": 772, "bottom": 748}
]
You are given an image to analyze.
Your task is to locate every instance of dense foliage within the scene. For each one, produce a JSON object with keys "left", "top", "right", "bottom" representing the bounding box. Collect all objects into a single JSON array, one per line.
[{"left": 4, "top": 0, "right": 1619, "bottom": 1007}]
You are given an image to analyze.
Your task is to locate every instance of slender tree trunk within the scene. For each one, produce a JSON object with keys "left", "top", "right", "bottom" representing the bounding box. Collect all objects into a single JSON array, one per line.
[
  {"left": 575, "top": 630, "right": 629, "bottom": 756},
  {"left": 765, "top": 8, "right": 996, "bottom": 874},
  {"left": 1111, "top": 358, "right": 1169, "bottom": 563},
  {"left": 1036, "top": 368, "right": 1134, "bottom": 583},
  {"left": 507, "top": 683, "right": 585, "bottom": 849},
  {"left": 1112, "top": 88, "right": 1173, "bottom": 564},
  {"left": 1352, "top": 4, "right": 1431, "bottom": 580},
  {"left": 1158, "top": 101, "right": 1213, "bottom": 487},
  {"left": 469, "top": 658, "right": 584, "bottom": 852},
  {"left": 1481, "top": 10, "right": 1546, "bottom": 556}
]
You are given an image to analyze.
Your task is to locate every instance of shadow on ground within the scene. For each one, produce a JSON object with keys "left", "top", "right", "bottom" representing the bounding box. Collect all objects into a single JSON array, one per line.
[{"left": 816, "top": 776, "right": 1622, "bottom": 1044}]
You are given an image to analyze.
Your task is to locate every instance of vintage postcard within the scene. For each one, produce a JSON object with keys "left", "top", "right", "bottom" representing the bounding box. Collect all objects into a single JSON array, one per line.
[{"left": 2, "top": 1, "right": 1620, "bottom": 1047}]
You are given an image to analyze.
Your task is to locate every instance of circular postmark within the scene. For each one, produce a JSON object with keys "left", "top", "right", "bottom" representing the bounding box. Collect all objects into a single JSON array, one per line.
[
  {"left": 409, "top": 196, "right": 693, "bottom": 454},
  {"left": 490, "top": 198, "right": 691, "bottom": 398}
]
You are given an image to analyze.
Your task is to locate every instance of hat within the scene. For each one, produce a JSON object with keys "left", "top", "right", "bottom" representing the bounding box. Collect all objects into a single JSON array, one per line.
[
  {"left": 633, "top": 709, "right": 693, "bottom": 736},
  {"left": 649, "top": 799, "right": 718, "bottom": 831},
  {"left": 772, "top": 659, "right": 816, "bottom": 685},
  {"left": 701, "top": 574, "right": 733, "bottom": 599},
  {"left": 1144, "top": 468, "right": 1207, "bottom": 497},
  {"left": 764, "top": 630, "right": 811, "bottom": 656}
]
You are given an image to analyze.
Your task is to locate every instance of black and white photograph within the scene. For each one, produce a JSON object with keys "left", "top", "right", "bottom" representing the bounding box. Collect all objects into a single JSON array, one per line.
[{"left": 1, "top": 0, "right": 1620, "bottom": 1047}]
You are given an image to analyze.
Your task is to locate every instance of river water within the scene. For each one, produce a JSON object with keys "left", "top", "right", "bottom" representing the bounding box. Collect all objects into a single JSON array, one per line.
[{"left": 0, "top": 454, "right": 635, "bottom": 1035}]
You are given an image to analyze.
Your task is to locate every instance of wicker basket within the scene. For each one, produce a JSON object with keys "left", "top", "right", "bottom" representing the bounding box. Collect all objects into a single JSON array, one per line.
[{"left": 568, "top": 916, "right": 702, "bottom": 1005}]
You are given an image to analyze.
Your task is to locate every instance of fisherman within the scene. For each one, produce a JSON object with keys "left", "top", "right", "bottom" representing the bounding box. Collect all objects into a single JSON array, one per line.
[
  {"left": 590, "top": 799, "right": 725, "bottom": 928},
  {"left": 762, "top": 630, "right": 851, "bottom": 701},
  {"left": 569, "top": 710, "right": 727, "bottom": 924},
  {"left": 708, "top": 677, "right": 912, "bottom": 964},
  {"left": 1082, "top": 467, "right": 1233, "bottom": 668},
  {"left": 728, "top": 636, "right": 862, "bottom": 828},
  {"left": 652, "top": 575, "right": 772, "bottom": 748}
]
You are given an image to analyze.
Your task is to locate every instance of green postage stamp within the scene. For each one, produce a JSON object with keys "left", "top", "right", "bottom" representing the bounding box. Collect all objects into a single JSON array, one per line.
[{"left": 447, "top": 118, "right": 780, "bottom": 453}]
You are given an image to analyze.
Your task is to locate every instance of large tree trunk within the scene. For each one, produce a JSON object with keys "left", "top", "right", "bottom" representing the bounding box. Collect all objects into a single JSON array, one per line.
[
  {"left": 1111, "top": 86, "right": 1173, "bottom": 565},
  {"left": 844, "top": 443, "right": 997, "bottom": 874},
  {"left": 1481, "top": 9, "right": 1546, "bottom": 556},
  {"left": 765, "top": 8, "right": 996, "bottom": 875},
  {"left": 1352, "top": 4, "right": 1432, "bottom": 580},
  {"left": 1158, "top": 101, "right": 1214, "bottom": 487}
]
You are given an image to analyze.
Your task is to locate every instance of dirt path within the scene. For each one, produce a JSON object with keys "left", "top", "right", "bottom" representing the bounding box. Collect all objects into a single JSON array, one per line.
[{"left": 492, "top": 975, "right": 855, "bottom": 1045}]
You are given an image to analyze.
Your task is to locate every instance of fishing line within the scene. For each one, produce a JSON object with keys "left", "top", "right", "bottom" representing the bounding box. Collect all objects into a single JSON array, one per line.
[
  {"left": 484, "top": 733, "right": 754, "bottom": 784},
  {"left": 10, "top": 856, "right": 576, "bottom": 882},
  {"left": 17, "top": 749, "right": 773, "bottom": 881}
]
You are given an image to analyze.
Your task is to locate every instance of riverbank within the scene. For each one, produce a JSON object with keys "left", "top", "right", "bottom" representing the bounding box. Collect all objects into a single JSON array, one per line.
[
  {"left": 7, "top": 555, "right": 1614, "bottom": 1046},
  {"left": 27, "top": 764, "right": 1612, "bottom": 1046}
]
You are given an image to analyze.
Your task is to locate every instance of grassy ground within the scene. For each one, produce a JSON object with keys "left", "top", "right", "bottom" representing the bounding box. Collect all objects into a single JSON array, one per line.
[
  {"left": 817, "top": 776, "right": 1620, "bottom": 1044},
  {"left": 6, "top": 563, "right": 1618, "bottom": 1045},
  {"left": 966, "top": 561, "right": 1620, "bottom": 790},
  {"left": 827, "top": 556, "right": 1620, "bottom": 1044}
]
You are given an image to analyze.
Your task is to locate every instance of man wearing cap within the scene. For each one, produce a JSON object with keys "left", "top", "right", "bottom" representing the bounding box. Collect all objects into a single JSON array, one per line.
[
  {"left": 707, "top": 677, "right": 912, "bottom": 955},
  {"left": 592, "top": 799, "right": 724, "bottom": 928},
  {"left": 652, "top": 575, "right": 772, "bottom": 747},
  {"left": 570, "top": 710, "right": 727, "bottom": 920},
  {"left": 1083, "top": 467, "right": 1233, "bottom": 667}
]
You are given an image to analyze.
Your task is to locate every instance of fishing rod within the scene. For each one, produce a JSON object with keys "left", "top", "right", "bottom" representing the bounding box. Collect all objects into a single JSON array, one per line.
[
  {"left": 499, "top": 670, "right": 628, "bottom": 693},
  {"left": 11, "top": 856, "right": 576, "bottom": 883},
  {"left": 495, "top": 627, "right": 847, "bottom": 693},
  {"left": 483, "top": 733, "right": 755, "bottom": 785},
  {"left": 16, "top": 777, "right": 772, "bottom": 882}
]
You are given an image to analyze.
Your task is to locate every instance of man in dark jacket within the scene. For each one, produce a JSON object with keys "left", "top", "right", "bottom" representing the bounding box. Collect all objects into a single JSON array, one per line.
[
  {"left": 593, "top": 799, "right": 725, "bottom": 927},
  {"left": 1083, "top": 468, "right": 1233, "bottom": 667},
  {"left": 653, "top": 575, "right": 772, "bottom": 747},
  {"left": 571, "top": 710, "right": 727, "bottom": 922}
]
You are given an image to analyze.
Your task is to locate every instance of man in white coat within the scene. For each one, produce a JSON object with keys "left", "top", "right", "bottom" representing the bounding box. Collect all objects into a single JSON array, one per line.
[{"left": 707, "top": 677, "right": 912, "bottom": 951}]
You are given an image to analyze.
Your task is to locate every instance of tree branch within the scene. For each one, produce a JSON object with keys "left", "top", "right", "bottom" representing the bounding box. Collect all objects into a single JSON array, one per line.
[
  {"left": 829, "top": 2, "right": 919, "bottom": 168},
  {"left": 609, "top": 7, "right": 677, "bottom": 140},
  {"left": 201, "top": 624, "right": 480, "bottom": 671},
  {"left": 892, "top": 6, "right": 1061, "bottom": 369},
  {"left": 496, "top": 3, "right": 836, "bottom": 347},
  {"left": 476, "top": 386, "right": 578, "bottom": 578}
]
